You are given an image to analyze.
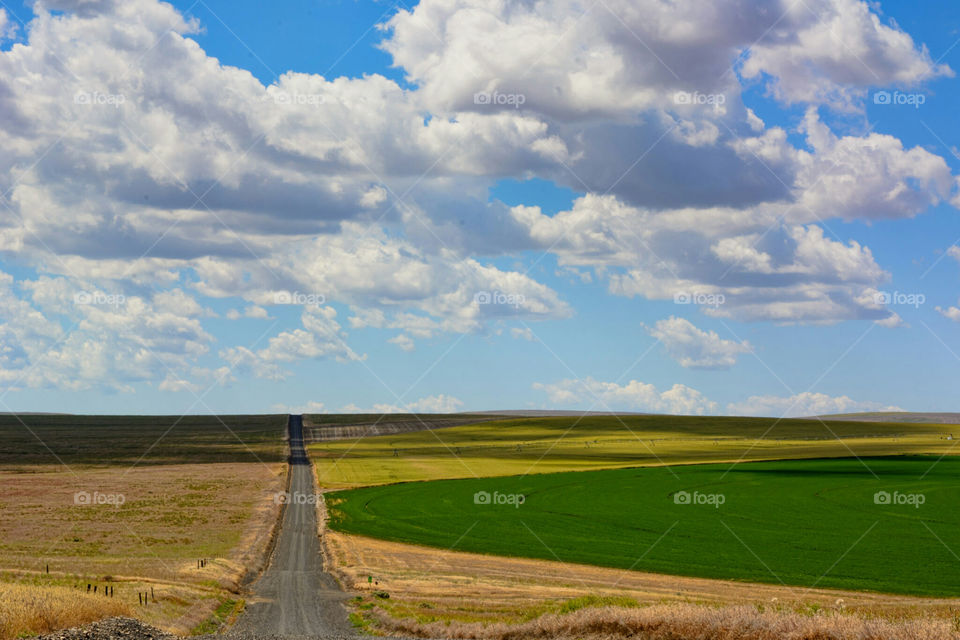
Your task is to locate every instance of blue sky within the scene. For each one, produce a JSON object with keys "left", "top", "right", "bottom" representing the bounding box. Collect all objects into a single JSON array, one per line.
[{"left": 0, "top": 0, "right": 958, "bottom": 416}]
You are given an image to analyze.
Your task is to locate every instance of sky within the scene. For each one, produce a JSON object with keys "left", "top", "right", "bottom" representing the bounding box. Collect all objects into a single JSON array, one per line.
[{"left": 0, "top": 0, "right": 958, "bottom": 417}]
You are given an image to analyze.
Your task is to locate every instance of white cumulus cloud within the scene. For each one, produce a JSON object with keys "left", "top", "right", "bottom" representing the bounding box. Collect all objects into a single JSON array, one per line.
[{"left": 647, "top": 317, "right": 751, "bottom": 369}]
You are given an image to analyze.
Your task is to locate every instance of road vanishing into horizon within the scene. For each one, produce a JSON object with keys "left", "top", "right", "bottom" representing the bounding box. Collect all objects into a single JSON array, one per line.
[{"left": 230, "top": 415, "right": 355, "bottom": 638}]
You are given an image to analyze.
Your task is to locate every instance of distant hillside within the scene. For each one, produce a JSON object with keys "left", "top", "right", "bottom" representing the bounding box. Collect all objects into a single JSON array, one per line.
[
  {"left": 472, "top": 410, "right": 650, "bottom": 417},
  {"left": 815, "top": 412, "right": 960, "bottom": 424}
]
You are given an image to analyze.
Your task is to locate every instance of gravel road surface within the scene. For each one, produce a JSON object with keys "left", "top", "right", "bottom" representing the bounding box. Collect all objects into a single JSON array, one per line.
[{"left": 228, "top": 415, "right": 354, "bottom": 638}]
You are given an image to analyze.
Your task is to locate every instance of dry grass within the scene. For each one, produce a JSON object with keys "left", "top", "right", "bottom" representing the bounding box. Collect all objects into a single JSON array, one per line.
[
  {"left": 325, "top": 530, "right": 960, "bottom": 638},
  {"left": 372, "top": 602, "right": 960, "bottom": 640},
  {"left": 0, "top": 462, "right": 284, "bottom": 585},
  {"left": 0, "top": 583, "right": 131, "bottom": 640},
  {"left": 0, "top": 462, "right": 286, "bottom": 635},
  {"left": 325, "top": 531, "right": 960, "bottom": 620},
  {"left": 0, "top": 414, "right": 288, "bottom": 638}
]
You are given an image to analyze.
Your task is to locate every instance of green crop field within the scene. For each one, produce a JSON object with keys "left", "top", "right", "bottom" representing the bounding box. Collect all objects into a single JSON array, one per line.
[
  {"left": 328, "top": 456, "right": 960, "bottom": 596},
  {"left": 311, "top": 414, "right": 960, "bottom": 487}
]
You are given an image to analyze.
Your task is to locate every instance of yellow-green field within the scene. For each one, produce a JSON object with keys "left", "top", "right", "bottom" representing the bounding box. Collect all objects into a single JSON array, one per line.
[{"left": 310, "top": 414, "right": 960, "bottom": 487}]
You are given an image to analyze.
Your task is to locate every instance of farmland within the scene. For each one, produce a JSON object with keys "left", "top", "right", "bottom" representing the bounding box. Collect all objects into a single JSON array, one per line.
[
  {"left": 310, "top": 413, "right": 960, "bottom": 487},
  {"left": 0, "top": 414, "right": 287, "bottom": 638},
  {"left": 327, "top": 456, "right": 960, "bottom": 596}
]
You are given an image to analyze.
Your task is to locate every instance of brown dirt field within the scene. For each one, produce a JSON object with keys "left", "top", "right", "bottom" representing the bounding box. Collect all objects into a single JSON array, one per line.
[{"left": 323, "top": 530, "right": 960, "bottom": 632}]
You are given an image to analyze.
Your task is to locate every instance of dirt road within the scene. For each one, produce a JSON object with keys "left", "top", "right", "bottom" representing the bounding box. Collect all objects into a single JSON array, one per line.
[{"left": 230, "top": 415, "right": 354, "bottom": 638}]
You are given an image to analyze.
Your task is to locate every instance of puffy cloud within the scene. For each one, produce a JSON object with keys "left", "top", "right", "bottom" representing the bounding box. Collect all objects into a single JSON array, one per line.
[
  {"left": 510, "top": 327, "right": 535, "bottom": 341},
  {"left": 338, "top": 394, "right": 465, "bottom": 413},
  {"left": 219, "top": 306, "right": 360, "bottom": 381},
  {"left": 936, "top": 304, "right": 960, "bottom": 323},
  {"left": 388, "top": 334, "right": 415, "bottom": 351},
  {"left": 533, "top": 377, "right": 717, "bottom": 415},
  {"left": 647, "top": 317, "right": 750, "bottom": 369},
  {"left": 349, "top": 308, "right": 441, "bottom": 339},
  {"left": 382, "top": 0, "right": 954, "bottom": 213},
  {"left": 184, "top": 223, "right": 573, "bottom": 337},
  {"left": 727, "top": 392, "right": 902, "bottom": 418},
  {"left": 741, "top": 0, "right": 952, "bottom": 109},
  {"left": 0, "top": 2, "right": 568, "bottom": 264},
  {"left": 387, "top": 0, "right": 947, "bottom": 116},
  {"left": 0, "top": 272, "right": 214, "bottom": 392},
  {"left": 0, "top": 9, "right": 17, "bottom": 41},
  {"left": 226, "top": 305, "right": 270, "bottom": 320},
  {"left": 272, "top": 400, "right": 328, "bottom": 414},
  {"left": 795, "top": 109, "right": 955, "bottom": 220},
  {"left": 0, "top": 0, "right": 954, "bottom": 397},
  {"left": 513, "top": 194, "right": 894, "bottom": 324},
  {"left": 407, "top": 394, "right": 465, "bottom": 413}
]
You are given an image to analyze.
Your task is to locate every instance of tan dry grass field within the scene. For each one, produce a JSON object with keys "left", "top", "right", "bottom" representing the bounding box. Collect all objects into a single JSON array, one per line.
[
  {"left": 0, "top": 583, "right": 131, "bottom": 640},
  {"left": 0, "top": 415, "right": 288, "bottom": 638},
  {"left": 325, "top": 531, "right": 960, "bottom": 624},
  {"left": 373, "top": 602, "right": 960, "bottom": 640},
  {"left": 0, "top": 462, "right": 285, "bottom": 637}
]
